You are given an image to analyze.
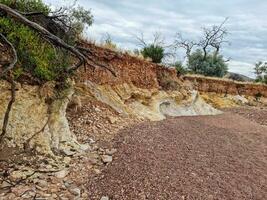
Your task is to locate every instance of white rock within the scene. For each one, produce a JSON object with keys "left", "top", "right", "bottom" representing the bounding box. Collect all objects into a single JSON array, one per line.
[
  {"left": 100, "top": 196, "right": 109, "bottom": 200},
  {"left": 62, "top": 149, "right": 76, "bottom": 156},
  {"left": 101, "top": 155, "right": 113, "bottom": 163},
  {"left": 107, "top": 116, "right": 117, "bottom": 124},
  {"left": 105, "top": 148, "right": 117, "bottom": 155},
  {"left": 1, "top": 181, "right": 12, "bottom": 188},
  {"left": 37, "top": 179, "right": 48, "bottom": 188},
  {"left": 80, "top": 144, "right": 91, "bottom": 151},
  {"left": 55, "top": 169, "right": 69, "bottom": 179},
  {"left": 94, "top": 107, "right": 101, "bottom": 112},
  {"left": 63, "top": 157, "right": 72, "bottom": 164},
  {"left": 69, "top": 188, "right": 81, "bottom": 197}
]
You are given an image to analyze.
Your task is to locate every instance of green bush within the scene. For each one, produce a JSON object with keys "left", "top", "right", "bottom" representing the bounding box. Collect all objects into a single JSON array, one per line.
[
  {"left": 187, "top": 49, "right": 228, "bottom": 77},
  {"left": 0, "top": 0, "right": 93, "bottom": 82},
  {"left": 0, "top": 0, "right": 50, "bottom": 14},
  {"left": 254, "top": 61, "right": 267, "bottom": 84},
  {"left": 173, "top": 61, "right": 187, "bottom": 75},
  {"left": 0, "top": 17, "right": 69, "bottom": 81},
  {"left": 141, "top": 44, "right": 164, "bottom": 63}
]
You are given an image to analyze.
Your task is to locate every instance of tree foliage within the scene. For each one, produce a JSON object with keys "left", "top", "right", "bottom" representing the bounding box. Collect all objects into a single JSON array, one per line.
[
  {"left": 174, "top": 19, "right": 229, "bottom": 77},
  {"left": 188, "top": 49, "right": 228, "bottom": 77},
  {"left": 254, "top": 61, "right": 267, "bottom": 84},
  {"left": 0, "top": 0, "right": 50, "bottom": 13},
  {"left": 173, "top": 61, "right": 187, "bottom": 75},
  {"left": 0, "top": 0, "right": 93, "bottom": 81}
]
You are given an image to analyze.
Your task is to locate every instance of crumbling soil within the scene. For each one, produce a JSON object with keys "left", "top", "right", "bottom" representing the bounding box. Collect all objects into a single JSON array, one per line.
[
  {"left": 184, "top": 75, "right": 267, "bottom": 98},
  {"left": 87, "top": 109, "right": 267, "bottom": 200},
  {"left": 76, "top": 42, "right": 179, "bottom": 90}
]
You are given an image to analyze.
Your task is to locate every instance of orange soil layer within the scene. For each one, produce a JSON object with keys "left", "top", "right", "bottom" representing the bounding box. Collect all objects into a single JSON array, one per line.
[
  {"left": 76, "top": 42, "right": 178, "bottom": 89},
  {"left": 184, "top": 75, "right": 267, "bottom": 98}
]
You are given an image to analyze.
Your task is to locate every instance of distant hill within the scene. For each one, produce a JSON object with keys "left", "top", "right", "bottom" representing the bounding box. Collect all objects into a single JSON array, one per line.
[{"left": 224, "top": 72, "right": 254, "bottom": 82}]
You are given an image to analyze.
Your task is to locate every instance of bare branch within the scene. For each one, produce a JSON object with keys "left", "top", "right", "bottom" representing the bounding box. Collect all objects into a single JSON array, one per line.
[
  {"left": 174, "top": 33, "right": 197, "bottom": 59},
  {"left": 134, "top": 32, "right": 147, "bottom": 47},
  {"left": 199, "top": 18, "right": 229, "bottom": 60}
]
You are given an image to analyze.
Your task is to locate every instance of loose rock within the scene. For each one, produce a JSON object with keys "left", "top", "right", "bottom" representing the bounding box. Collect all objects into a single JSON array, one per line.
[
  {"left": 100, "top": 155, "right": 113, "bottom": 164},
  {"left": 55, "top": 169, "right": 69, "bottom": 179}
]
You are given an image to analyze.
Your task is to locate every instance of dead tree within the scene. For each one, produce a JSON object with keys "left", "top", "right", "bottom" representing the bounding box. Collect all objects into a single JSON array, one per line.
[
  {"left": 199, "top": 18, "right": 229, "bottom": 60},
  {"left": 174, "top": 18, "right": 230, "bottom": 62},
  {"left": 174, "top": 33, "right": 197, "bottom": 59}
]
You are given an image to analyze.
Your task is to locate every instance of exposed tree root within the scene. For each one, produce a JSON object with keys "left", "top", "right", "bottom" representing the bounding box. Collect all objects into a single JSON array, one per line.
[
  {"left": 0, "top": 3, "right": 117, "bottom": 145},
  {"left": 0, "top": 33, "right": 17, "bottom": 143}
]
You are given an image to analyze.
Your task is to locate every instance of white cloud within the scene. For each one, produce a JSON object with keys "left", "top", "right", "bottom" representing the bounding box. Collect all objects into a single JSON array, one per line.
[{"left": 43, "top": 0, "right": 267, "bottom": 77}]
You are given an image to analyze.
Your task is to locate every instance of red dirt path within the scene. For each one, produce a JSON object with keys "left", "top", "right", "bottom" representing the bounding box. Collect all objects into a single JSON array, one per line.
[{"left": 87, "top": 108, "right": 267, "bottom": 200}]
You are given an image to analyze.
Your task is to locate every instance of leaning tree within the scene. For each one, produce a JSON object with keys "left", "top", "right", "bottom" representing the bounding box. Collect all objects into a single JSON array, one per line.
[{"left": 0, "top": 1, "right": 115, "bottom": 143}]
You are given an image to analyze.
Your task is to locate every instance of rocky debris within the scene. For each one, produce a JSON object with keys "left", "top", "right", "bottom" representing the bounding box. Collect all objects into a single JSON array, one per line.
[
  {"left": 100, "top": 155, "right": 113, "bottom": 164},
  {"left": 68, "top": 187, "right": 81, "bottom": 197},
  {"left": 105, "top": 148, "right": 117, "bottom": 155},
  {"left": 0, "top": 91, "right": 138, "bottom": 199},
  {"left": 86, "top": 111, "right": 267, "bottom": 199},
  {"left": 224, "top": 106, "right": 267, "bottom": 126},
  {"left": 107, "top": 116, "right": 117, "bottom": 124},
  {"left": 55, "top": 169, "right": 69, "bottom": 179},
  {"left": 67, "top": 94, "right": 141, "bottom": 142},
  {"left": 100, "top": 196, "right": 109, "bottom": 200}
]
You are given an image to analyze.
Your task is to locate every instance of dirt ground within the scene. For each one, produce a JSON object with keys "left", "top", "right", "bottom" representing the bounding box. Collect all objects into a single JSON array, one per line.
[{"left": 87, "top": 107, "right": 267, "bottom": 200}]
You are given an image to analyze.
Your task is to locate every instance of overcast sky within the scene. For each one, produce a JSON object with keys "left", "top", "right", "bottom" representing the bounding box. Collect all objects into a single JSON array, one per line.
[{"left": 44, "top": 0, "right": 267, "bottom": 78}]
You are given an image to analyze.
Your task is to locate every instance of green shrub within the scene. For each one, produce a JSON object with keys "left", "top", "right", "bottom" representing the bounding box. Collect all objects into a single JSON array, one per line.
[
  {"left": 254, "top": 61, "right": 267, "bottom": 84},
  {"left": 173, "top": 61, "right": 187, "bottom": 75},
  {"left": 0, "top": 0, "right": 50, "bottom": 14},
  {"left": 187, "top": 49, "right": 228, "bottom": 77},
  {"left": 0, "top": 17, "right": 69, "bottom": 81},
  {"left": 141, "top": 44, "right": 164, "bottom": 63},
  {"left": 0, "top": 0, "right": 94, "bottom": 82}
]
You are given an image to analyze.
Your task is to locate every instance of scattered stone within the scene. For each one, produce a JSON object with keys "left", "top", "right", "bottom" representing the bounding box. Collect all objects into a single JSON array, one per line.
[
  {"left": 93, "top": 168, "right": 101, "bottom": 174},
  {"left": 63, "top": 157, "right": 72, "bottom": 164},
  {"left": 21, "top": 190, "right": 36, "bottom": 198},
  {"left": 69, "top": 187, "right": 81, "bottom": 197},
  {"left": 0, "top": 180, "right": 12, "bottom": 188},
  {"left": 105, "top": 148, "right": 117, "bottom": 155},
  {"left": 36, "top": 179, "right": 48, "bottom": 188},
  {"left": 10, "top": 168, "right": 35, "bottom": 180},
  {"left": 88, "top": 157, "right": 98, "bottom": 165},
  {"left": 101, "top": 196, "right": 109, "bottom": 200},
  {"left": 62, "top": 149, "right": 76, "bottom": 156},
  {"left": 107, "top": 116, "right": 117, "bottom": 124},
  {"left": 55, "top": 169, "right": 69, "bottom": 179},
  {"left": 36, "top": 185, "right": 47, "bottom": 191},
  {"left": 100, "top": 155, "right": 113, "bottom": 164},
  {"left": 11, "top": 185, "right": 32, "bottom": 196},
  {"left": 94, "top": 107, "right": 101, "bottom": 112},
  {"left": 63, "top": 180, "right": 72, "bottom": 188},
  {"left": 80, "top": 143, "right": 91, "bottom": 151}
]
